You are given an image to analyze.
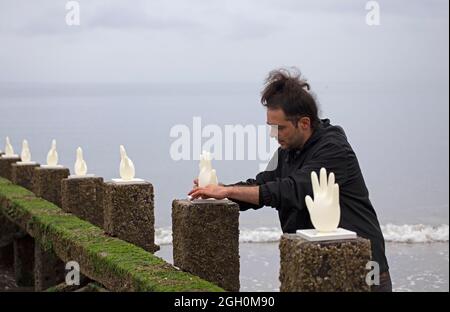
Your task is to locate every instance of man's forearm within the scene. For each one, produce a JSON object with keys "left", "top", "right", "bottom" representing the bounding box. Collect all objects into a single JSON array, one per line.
[{"left": 226, "top": 185, "right": 260, "bottom": 205}]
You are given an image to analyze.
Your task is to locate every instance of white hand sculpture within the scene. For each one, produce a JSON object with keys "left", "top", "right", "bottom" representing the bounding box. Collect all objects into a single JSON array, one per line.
[
  {"left": 47, "top": 139, "right": 59, "bottom": 166},
  {"left": 5, "top": 137, "right": 14, "bottom": 156},
  {"left": 305, "top": 168, "right": 341, "bottom": 233},
  {"left": 210, "top": 169, "right": 218, "bottom": 185},
  {"left": 74, "top": 147, "right": 87, "bottom": 176},
  {"left": 21, "top": 140, "right": 31, "bottom": 162},
  {"left": 119, "top": 145, "right": 135, "bottom": 181},
  {"left": 198, "top": 150, "right": 218, "bottom": 187}
]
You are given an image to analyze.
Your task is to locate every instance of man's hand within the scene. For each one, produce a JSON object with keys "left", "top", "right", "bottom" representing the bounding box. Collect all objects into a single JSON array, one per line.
[
  {"left": 188, "top": 184, "right": 229, "bottom": 200},
  {"left": 189, "top": 177, "right": 259, "bottom": 204}
]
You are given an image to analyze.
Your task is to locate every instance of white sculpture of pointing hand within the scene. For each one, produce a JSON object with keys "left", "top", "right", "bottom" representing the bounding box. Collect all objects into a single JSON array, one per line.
[
  {"left": 21, "top": 140, "right": 31, "bottom": 162},
  {"left": 74, "top": 147, "right": 87, "bottom": 176},
  {"left": 305, "top": 168, "right": 341, "bottom": 233},
  {"left": 198, "top": 151, "right": 218, "bottom": 187},
  {"left": 119, "top": 145, "right": 135, "bottom": 181},
  {"left": 5, "top": 137, "right": 14, "bottom": 156},
  {"left": 47, "top": 139, "right": 59, "bottom": 166}
]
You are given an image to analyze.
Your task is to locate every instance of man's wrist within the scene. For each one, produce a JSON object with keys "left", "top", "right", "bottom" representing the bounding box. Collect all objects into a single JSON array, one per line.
[{"left": 225, "top": 185, "right": 235, "bottom": 198}]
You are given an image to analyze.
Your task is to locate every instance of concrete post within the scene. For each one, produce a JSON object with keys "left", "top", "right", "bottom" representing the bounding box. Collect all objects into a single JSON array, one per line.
[
  {"left": 11, "top": 163, "right": 40, "bottom": 191},
  {"left": 34, "top": 243, "right": 65, "bottom": 291},
  {"left": 32, "top": 167, "right": 70, "bottom": 207},
  {"left": 103, "top": 181, "right": 158, "bottom": 253},
  {"left": 0, "top": 215, "right": 19, "bottom": 268},
  {"left": 13, "top": 233, "right": 35, "bottom": 287},
  {"left": 61, "top": 176, "right": 104, "bottom": 228},
  {"left": 0, "top": 156, "right": 21, "bottom": 180},
  {"left": 172, "top": 199, "right": 240, "bottom": 292},
  {"left": 279, "top": 234, "right": 372, "bottom": 292}
]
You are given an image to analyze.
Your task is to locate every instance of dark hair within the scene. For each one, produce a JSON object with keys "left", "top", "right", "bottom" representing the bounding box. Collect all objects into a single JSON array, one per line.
[{"left": 261, "top": 67, "right": 319, "bottom": 128}]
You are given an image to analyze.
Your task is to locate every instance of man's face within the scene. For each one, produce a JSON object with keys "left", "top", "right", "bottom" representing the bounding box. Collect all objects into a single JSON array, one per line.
[{"left": 267, "top": 108, "right": 310, "bottom": 150}]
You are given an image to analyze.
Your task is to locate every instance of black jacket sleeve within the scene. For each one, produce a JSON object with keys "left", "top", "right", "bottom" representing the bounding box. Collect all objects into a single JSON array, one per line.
[
  {"left": 226, "top": 150, "right": 280, "bottom": 211},
  {"left": 259, "top": 142, "right": 349, "bottom": 212}
]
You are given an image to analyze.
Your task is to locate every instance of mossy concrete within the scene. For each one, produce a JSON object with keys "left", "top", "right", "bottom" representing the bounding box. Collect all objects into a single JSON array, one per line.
[
  {"left": 12, "top": 163, "right": 40, "bottom": 192},
  {"left": 61, "top": 177, "right": 104, "bottom": 228},
  {"left": 172, "top": 199, "right": 240, "bottom": 292},
  {"left": 279, "top": 234, "right": 372, "bottom": 292},
  {"left": 0, "top": 177, "right": 223, "bottom": 292},
  {"left": 32, "top": 167, "right": 70, "bottom": 207},
  {"left": 104, "top": 182, "right": 158, "bottom": 253}
]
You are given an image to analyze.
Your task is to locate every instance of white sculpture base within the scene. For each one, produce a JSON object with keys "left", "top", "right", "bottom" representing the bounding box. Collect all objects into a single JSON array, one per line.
[
  {"left": 69, "top": 174, "right": 95, "bottom": 179},
  {"left": 16, "top": 161, "right": 38, "bottom": 166},
  {"left": 296, "top": 228, "right": 357, "bottom": 242},
  {"left": 187, "top": 196, "right": 230, "bottom": 204},
  {"left": 111, "top": 178, "right": 146, "bottom": 185},
  {"left": 1, "top": 154, "right": 20, "bottom": 159},
  {"left": 41, "top": 165, "right": 64, "bottom": 169}
]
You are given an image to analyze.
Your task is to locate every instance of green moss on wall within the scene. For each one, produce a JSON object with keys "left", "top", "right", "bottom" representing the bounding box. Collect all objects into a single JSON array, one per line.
[{"left": 0, "top": 177, "right": 223, "bottom": 292}]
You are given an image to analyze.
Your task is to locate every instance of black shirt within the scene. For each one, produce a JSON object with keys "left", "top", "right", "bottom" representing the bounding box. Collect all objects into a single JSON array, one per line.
[{"left": 230, "top": 119, "right": 389, "bottom": 273}]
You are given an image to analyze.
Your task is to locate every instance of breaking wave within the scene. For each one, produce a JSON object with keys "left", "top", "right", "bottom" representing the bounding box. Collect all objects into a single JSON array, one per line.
[{"left": 155, "top": 224, "right": 449, "bottom": 245}]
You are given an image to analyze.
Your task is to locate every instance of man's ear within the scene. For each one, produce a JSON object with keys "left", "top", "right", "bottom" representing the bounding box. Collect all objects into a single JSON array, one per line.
[{"left": 298, "top": 117, "right": 311, "bottom": 130}]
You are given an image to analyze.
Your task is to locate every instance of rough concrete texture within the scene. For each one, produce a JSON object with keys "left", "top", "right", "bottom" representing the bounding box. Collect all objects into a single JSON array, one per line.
[
  {"left": 279, "top": 234, "right": 372, "bottom": 292},
  {"left": 12, "top": 163, "right": 40, "bottom": 191},
  {"left": 13, "top": 234, "right": 35, "bottom": 287},
  {"left": 0, "top": 214, "right": 19, "bottom": 248},
  {"left": 0, "top": 214, "right": 19, "bottom": 267},
  {"left": 32, "top": 167, "right": 70, "bottom": 207},
  {"left": 34, "top": 243, "right": 65, "bottom": 292},
  {"left": 104, "top": 182, "right": 158, "bottom": 253},
  {"left": 0, "top": 157, "right": 21, "bottom": 180},
  {"left": 61, "top": 177, "right": 104, "bottom": 228},
  {"left": 172, "top": 199, "right": 240, "bottom": 292}
]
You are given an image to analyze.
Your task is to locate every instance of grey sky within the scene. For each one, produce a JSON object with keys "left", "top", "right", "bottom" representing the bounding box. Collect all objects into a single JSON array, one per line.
[{"left": 0, "top": 0, "right": 448, "bottom": 84}]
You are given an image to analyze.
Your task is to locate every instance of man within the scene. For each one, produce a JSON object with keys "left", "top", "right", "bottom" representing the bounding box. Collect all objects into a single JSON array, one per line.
[{"left": 189, "top": 68, "right": 391, "bottom": 292}]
